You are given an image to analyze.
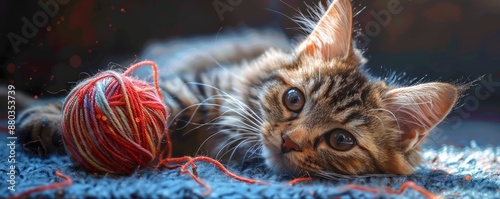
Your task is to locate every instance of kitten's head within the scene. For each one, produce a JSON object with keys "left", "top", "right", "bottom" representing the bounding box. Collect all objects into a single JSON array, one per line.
[{"left": 256, "top": 0, "right": 459, "bottom": 176}]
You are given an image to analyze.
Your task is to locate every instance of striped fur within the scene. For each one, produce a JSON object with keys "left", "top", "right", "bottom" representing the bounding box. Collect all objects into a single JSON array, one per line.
[{"left": 17, "top": 0, "right": 461, "bottom": 177}]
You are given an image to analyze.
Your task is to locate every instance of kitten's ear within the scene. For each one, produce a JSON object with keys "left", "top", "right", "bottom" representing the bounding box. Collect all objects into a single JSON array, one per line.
[
  {"left": 297, "top": 0, "right": 353, "bottom": 60},
  {"left": 384, "top": 83, "right": 459, "bottom": 151}
]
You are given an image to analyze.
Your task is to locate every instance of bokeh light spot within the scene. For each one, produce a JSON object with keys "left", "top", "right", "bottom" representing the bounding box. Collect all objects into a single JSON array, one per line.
[
  {"left": 70, "top": 55, "right": 82, "bottom": 68},
  {"left": 6, "top": 63, "right": 15, "bottom": 74}
]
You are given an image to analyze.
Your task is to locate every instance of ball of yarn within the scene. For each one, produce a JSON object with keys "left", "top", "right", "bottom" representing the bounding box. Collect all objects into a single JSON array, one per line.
[{"left": 60, "top": 62, "right": 168, "bottom": 174}]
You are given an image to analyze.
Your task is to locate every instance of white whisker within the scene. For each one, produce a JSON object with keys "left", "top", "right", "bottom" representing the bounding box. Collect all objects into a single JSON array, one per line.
[
  {"left": 315, "top": 170, "right": 400, "bottom": 180},
  {"left": 186, "top": 82, "right": 265, "bottom": 124},
  {"left": 242, "top": 141, "right": 263, "bottom": 163},
  {"left": 227, "top": 139, "right": 259, "bottom": 164},
  {"left": 215, "top": 136, "right": 248, "bottom": 160}
]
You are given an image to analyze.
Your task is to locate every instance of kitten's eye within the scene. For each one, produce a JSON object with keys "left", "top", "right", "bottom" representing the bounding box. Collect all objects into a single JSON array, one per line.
[
  {"left": 282, "top": 88, "right": 305, "bottom": 112},
  {"left": 326, "top": 129, "right": 356, "bottom": 151}
]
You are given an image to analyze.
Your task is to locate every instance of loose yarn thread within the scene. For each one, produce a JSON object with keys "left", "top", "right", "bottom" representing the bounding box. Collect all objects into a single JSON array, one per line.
[
  {"left": 338, "top": 181, "right": 441, "bottom": 199},
  {"left": 10, "top": 171, "right": 72, "bottom": 199},
  {"left": 156, "top": 156, "right": 267, "bottom": 195}
]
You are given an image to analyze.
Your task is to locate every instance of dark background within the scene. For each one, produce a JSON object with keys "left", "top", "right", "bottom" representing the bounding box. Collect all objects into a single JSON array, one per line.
[{"left": 1, "top": 0, "right": 499, "bottom": 141}]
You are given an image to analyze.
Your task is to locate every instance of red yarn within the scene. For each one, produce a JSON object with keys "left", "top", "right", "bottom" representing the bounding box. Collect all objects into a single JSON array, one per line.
[
  {"left": 338, "top": 181, "right": 439, "bottom": 198},
  {"left": 61, "top": 61, "right": 169, "bottom": 174},
  {"left": 157, "top": 156, "right": 267, "bottom": 196},
  {"left": 10, "top": 171, "right": 72, "bottom": 199},
  {"left": 287, "top": 177, "right": 313, "bottom": 185}
]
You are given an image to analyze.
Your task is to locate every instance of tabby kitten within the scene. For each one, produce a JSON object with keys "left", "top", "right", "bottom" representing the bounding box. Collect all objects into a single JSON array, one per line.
[{"left": 18, "top": 0, "right": 461, "bottom": 177}]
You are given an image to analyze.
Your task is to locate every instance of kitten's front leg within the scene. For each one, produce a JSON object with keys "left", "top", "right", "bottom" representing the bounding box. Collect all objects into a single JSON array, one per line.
[{"left": 17, "top": 98, "right": 65, "bottom": 157}]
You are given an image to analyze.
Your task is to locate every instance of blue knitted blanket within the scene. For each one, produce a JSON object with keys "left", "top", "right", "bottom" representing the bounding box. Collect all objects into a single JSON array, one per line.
[{"left": 2, "top": 121, "right": 499, "bottom": 199}]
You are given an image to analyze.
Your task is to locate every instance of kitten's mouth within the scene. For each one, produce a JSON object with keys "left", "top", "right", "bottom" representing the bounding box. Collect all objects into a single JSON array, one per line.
[
  {"left": 261, "top": 145, "right": 288, "bottom": 173},
  {"left": 260, "top": 129, "right": 303, "bottom": 173},
  {"left": 261, "top": 139, "right": 299, "bottom": 174}
]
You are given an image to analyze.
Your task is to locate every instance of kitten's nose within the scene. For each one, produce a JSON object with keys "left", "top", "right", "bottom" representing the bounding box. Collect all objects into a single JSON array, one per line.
[{"left": 282, "top": 134, "right": 302, "bottom": 153}]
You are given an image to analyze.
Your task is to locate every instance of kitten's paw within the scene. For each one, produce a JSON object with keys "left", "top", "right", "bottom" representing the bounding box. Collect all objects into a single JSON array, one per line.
[{"left": 17, "top": 100, "right": 65, "bottom": 157}]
